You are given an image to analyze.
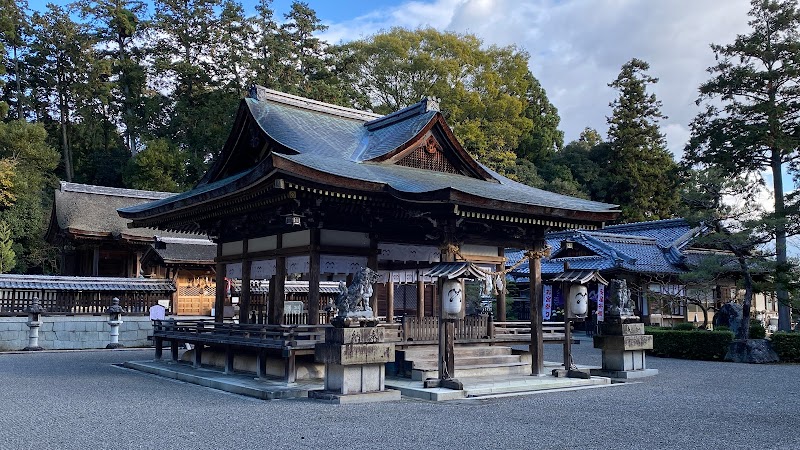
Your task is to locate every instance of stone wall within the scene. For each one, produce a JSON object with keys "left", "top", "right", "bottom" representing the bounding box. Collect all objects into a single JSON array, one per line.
[{"left": 0, "top": 316, "right": 168, "bottom": 351}]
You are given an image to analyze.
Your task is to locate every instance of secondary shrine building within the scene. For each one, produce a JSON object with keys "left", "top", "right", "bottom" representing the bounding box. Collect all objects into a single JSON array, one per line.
[{"left": 118, "top": 87, "right": 619, "bottom": 373}]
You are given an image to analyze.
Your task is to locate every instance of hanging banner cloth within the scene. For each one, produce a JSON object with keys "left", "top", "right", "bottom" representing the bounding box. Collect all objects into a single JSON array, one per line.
[{"left": 543, "top": 284, "right": 553, "bottom": 320}]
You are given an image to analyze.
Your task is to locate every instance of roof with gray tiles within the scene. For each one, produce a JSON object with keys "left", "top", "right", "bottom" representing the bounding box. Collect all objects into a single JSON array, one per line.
[
  {"left": 0, "top": 274, "right": 175, "bottom": 291},
  {"left": 119, "top": 87, "right": 619, "bottom": 221}
]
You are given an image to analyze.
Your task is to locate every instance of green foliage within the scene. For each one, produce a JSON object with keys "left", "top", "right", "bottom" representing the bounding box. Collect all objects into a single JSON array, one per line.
[
  {"left": 335, "top": 27, "right": 533, "bottom": 175},
  {"left": 749, "top": 319, "right": 767, "bottom": 339},
  {"left": 123, "top": 139, "right": 186, "bottom": 192},
  {"left": 646, "top": 328, "right": 734, "bottom": 360},
  {"left": 770, "top": 332, "right": 800, "bottom": 362},
  {"left": 673, "top": 322, "right": 695, "bottom": 331},
  {"left": 0, "top": 220, "right": 15, "bottom": 272},
  {"left": 684, "top": 0, "right": 800, "bottom": 331},
  {"left": 600, "top": 58, "right": 679, "bottom": 222}
]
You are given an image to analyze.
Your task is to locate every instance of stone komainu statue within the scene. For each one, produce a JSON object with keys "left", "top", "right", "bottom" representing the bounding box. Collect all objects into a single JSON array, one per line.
[{"left": 336, "top": 267, "right": 380, "bottom": 318}]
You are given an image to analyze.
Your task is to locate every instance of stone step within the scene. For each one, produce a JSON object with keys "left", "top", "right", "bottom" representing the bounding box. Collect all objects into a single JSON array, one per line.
[
  {"left": 411, "top": 361, "right": 529, "bottom": 381},
  {"left": 462, "top": 376, "right": 611, "bottom": 397},
  {"left": 411, "top": 354, "right": 523, "bottom": 369},
  {"left": 400, "top": 345, "right": 513, "bottom": 360}
]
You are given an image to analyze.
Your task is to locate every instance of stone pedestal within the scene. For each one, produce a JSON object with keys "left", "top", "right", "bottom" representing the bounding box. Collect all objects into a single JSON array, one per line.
[
  {"left": 310, "top": 327, "right": 400, "bottom": 404},
  {"left": 590, "top": 322, "right": 658, "bottom": 379},
  {"left": 24, "top": 319, "right": 43, "bottom": 351}
]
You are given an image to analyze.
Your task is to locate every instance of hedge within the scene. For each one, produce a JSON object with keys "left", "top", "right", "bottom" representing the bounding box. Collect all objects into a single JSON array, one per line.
[
  {"left": 771, "top": 332, "right": 800, "bottom": 363},
  {"left": 645, "top": 328, "right": 734, "bottom": 361}
]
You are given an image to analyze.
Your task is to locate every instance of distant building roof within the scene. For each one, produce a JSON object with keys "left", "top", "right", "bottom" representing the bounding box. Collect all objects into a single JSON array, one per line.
[
  {"left": 142, "top": 236, "right": 216, "bottom": 267},
  {"left": 46, "top": 181, "right": 203, "bottom": 244},
  {"left": 0, "top": 274, "right": 175, "bottom": 291}
]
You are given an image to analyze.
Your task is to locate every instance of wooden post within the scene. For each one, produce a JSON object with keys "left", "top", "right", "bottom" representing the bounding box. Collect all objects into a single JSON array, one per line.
[
  {"left": 562, "top": 280, "right": 572, "bottom": 369},
  {"left": 224, "top": 345, "right": 234, "bottom": 374},
  {"left": 214, "top": 243, "right": 225, "bottom": 323},
  {"left": 498, "top": 247, "right": 507, "bottom": 321},
  {"left": 386, "top": 280, "right": 395, "bottom": 324},
  {"left": 308, "top": 229, "right": 320, "bottom": 325},
  {"left": 529, "top": 236, "right": 545, "bottom": 376},
  {"left": 274, "top": 256, "right": 286, "bottom": 324},
  {"left": 239, "top": 241, "right": 251, "bottom": 324},
  {"left": 193, "top": 344, "right": 203, "bottom": 368},
  {"left": 368, "top": 237, "right": 379, "bottom": 315},
  {"left": 92, "top": 246, "right": 100, "bottom": 276},
  {"left": 417, "top": 274, "right": 425, "bottom": 320}
]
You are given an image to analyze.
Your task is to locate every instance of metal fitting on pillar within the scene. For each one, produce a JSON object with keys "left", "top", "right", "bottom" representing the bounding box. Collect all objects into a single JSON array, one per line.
[
  {"left": 24, "top": 297, "right": 44, "bottom": 351},
  {"left": 106, "top": 297, "right": 125, "bottom": 349}
]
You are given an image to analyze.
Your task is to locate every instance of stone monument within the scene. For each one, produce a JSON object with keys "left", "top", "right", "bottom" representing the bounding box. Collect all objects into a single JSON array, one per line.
[
  {"left": 311, "top": 267, "right": 400, "bottom": 403},
  {"left": 591, "top": 280, "right": 657, "bottom": 379}
]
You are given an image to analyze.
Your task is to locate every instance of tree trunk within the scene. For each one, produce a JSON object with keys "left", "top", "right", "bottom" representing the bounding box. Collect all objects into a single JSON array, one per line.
[{"left": 771, "top": 150, "right": 791, "bottom": 332}]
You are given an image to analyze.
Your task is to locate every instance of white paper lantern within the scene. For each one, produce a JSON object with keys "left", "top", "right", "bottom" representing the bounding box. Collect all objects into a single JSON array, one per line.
[
  {"left": 569, "top": 285, "right": 589, "bottom": 318},
  {"left": 442, "top": 279, "right": 463, "bottom": 315}
]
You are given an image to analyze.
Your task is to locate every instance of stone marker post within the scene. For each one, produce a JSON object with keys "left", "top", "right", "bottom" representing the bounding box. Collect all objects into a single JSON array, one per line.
[
  {"left": 24, "top": 297, "right": 44, "bottom": 351},
  {"left": 590, "top": 280, "right": 657, "bottom": 379},
  {"left": 106, "top": 297, "right": 125, "bottom": 349}
]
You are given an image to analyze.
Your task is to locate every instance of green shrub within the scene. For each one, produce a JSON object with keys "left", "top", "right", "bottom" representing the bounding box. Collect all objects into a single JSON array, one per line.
[
  {"left": 673, "top": 322, "right": 695, "bottom": 331},
  {"left": 771, "top": 332, "right": 800, "bottom": 363},
  {"left": 715, "top": 325, "right": 730, "bottom": 332},
  {"left": 749, "top": 319, "right": 766, "bottom": 339},
  {"left": 646, "top": 328, "right": 734, "bottom": 360}
]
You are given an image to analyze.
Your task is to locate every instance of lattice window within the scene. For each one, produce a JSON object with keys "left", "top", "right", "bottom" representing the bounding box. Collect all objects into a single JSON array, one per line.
[{"left": 396, "top": 136, "right": 460, "bottom": 174}]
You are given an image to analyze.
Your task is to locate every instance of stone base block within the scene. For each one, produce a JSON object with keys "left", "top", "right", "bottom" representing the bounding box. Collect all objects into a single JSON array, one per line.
[
  {"left": 594, "top": 334, "right": 653, "bottom": 351},
  {"left": 600, "top": 323, "right": 644, "bottom": 336},
  {"left": 325, "top": 363, "right": 385, "bottom": 394},
  {"left": 308, "top": 389, "right": 401, "bottom": 404},
  {"left": 22, "top": 346, "right": 43, "bottom": 351},
  {"left": 590, "top": 368, "right": 659, "bottom": 379},
  {"left": 325, "top": 327, "right": 385, "bottom": 345},
  {"left": 602, "top": 349, "right": 648, "bottom": 371},
  {"left": 315, "top": 342, "right": 394, "bottom": 365},
  {"left": 106, "top": 343, "right": 125, "bottom": 349}
]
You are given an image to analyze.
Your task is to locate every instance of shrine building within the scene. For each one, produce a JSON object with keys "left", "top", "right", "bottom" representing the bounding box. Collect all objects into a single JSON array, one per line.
[{"left": 118, "top": 87, "right": 619, "bottom": 375}]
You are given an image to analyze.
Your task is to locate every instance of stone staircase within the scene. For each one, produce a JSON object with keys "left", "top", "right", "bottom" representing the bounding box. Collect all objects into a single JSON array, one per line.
[{"left": 397, "top": 345, "right": 529, "bottom": 381}]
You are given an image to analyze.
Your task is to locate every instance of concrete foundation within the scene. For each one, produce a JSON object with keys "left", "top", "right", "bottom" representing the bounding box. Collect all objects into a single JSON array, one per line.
[{"left": 591, "top": 321, "right": 657, "bottom": 379}]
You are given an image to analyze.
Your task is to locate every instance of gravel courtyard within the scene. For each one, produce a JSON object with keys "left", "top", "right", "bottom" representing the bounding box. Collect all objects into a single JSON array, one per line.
[{"left": 1, "top": 341, "right": 797, "bottom": 450}]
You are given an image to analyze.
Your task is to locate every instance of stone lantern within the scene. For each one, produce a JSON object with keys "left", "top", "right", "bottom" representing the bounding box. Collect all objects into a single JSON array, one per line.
[
  {"left": 23, "top": 297, "right": 45, "bottom": 351},
  {"left": 106, "top": 297, "right": 125, "bottom": 349}
]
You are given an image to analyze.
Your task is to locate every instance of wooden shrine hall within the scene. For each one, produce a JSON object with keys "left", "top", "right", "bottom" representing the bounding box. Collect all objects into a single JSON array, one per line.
[{"left": 119, "top": 87, "right": 619, "bottom": 376}]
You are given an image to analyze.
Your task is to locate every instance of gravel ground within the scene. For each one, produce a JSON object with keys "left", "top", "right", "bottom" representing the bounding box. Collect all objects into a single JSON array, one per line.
[{"left": 1, "top": 340, "right": 798, "bottom": 450}]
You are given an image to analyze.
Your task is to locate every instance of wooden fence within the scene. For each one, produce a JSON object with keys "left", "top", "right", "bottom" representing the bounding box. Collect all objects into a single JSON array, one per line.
[{"left": 0, "top": 289, "right": 170, "bottom": 316}]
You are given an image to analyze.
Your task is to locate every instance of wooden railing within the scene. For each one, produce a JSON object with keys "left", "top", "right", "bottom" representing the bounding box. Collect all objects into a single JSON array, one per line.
[{"left": 0, "top": 290, "right": 168, "bottom": 316}]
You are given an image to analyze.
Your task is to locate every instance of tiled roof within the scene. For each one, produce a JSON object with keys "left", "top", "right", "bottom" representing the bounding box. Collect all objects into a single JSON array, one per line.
[
  {"left": 119, "top": 87, "right": 619, "bottom": 222},
  {"left": 0, "top": 274, "right": 175, "bottom": 291},
  {"left": 599, "top": 218, "right": 692, "bottom": 247}
]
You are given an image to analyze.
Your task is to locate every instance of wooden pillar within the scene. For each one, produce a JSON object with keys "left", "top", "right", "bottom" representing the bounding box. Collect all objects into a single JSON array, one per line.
[
  {"left": 214, "top": 244, "right": 225, "bottom": 323},
  {"left": 239, "top": 240, "right": 251, "bottom": 324},
  {"left": 386, "top": 280, "right": 395, "bottom": 324},
  {"left": 274, "top": 255, "right": 286, "bottom": 324},
  {"left": 416, "top": 275, "right": 425, "bottom": 320},
  {"left": 308, "top": 229, "right": 320, "bottom": 325},
  {"left": 562, "top": 280, "right": 572, "bottom": 369},
  {"left": 92, "top": 246, "right": 100, "bottom": 276},
  {"left": 368, "top": 237, "right": 379, "bottom": 315},
  {"left": 529, "top": 236, "right": 546, "bottom": 376},
  {"left": 498, "top": 247, "right": 507, "bottom": 321}
]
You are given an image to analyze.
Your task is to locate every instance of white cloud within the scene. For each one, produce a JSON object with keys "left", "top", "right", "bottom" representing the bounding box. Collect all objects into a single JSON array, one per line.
[{"left": 320, "top": 0, "right": 752, "bottom": 158}]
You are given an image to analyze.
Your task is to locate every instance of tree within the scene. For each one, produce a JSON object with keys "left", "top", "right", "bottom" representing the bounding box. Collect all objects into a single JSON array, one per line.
[
  {"left": 683, "top": 0, "right": 800, "bottom": 331},
  {"left": 598, "top": 58, "right": 679, "bottom": 222},
  {"left": 122, "top": 138, "right": 186, "bottom": 192},
  {"left": 335, "top": 28, "right": 533, "bottom": 174},
  {"left": 0, "top": 220, "right": 15, "bottom": 273},
  {"left": 0, "top": 0, "right": 30, "bottom": 120}
]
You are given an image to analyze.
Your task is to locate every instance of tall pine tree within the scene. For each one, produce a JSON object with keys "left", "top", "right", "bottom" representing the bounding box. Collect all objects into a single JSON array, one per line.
[
  {"left": 600, "top": 58, "right": 679, "bottom": 222},
  {"left": 684, "top": 0, "right": 800, "bottom": 331}
]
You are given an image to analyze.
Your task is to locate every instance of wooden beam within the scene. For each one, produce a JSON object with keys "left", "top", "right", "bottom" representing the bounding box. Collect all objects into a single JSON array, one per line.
[
  {"left": 214, "top": 244, "right": 225, "bottom": 323},
  {"left": 239, "top": 239, "right": 251, "bottom": 324},
  {"left": 308, "top": 229, "right": 320, "bottom": 325},
  {"left": 92, "top": 246, "right": 99, "bottom": 277},
  {"left": 497, "top": 247, "right": 507, "bottom": 321},
  {"left": 530, "top": 235, "right": 545, "bottom": 376},
  {"left": 417, "top": 275, "right": 425, "bottom": 320},
  {"left": 368, "top": 236, "right": 378, "bottom": 314},
  {"left": 386, "top": 280, "right": 395, "bottom": 324},
  {"left": 274, "top": 255, "right": 286, "bottom": 324}
]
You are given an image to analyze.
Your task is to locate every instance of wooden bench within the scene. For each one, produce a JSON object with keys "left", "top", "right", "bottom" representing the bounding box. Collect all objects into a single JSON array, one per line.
[{"left": 151, "top": 319, "right": 325, "bottom": 382}]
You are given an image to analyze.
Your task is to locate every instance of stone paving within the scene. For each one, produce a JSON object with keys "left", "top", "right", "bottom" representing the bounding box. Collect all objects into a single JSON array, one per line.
[{"left": 1, "top": 339, "right": 798, "bottom": 450}]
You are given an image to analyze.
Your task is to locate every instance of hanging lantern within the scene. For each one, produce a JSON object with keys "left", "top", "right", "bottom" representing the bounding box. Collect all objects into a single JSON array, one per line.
[
  {"left": 442, "top": 279, "right": 463, "bottom": 315},
  {"left": 568, "top": 284, "right": 589, "bottom": 318}
]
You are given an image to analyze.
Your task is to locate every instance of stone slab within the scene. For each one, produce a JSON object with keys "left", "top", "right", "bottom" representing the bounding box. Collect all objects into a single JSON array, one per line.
[
  {"left": 325, "top": 327, "right": 385, "bottom": 345},
  {"left": 594, "top": 334, "right": 653, "bottom": 351},
  {"left": 601, "top": 349, "right": 647, "bottom": 371},
  {"left": 324, "top": 363, "right": 385, "bottom": 394},
  {"left": 600, "top": 323, "right": 644, "bottom": 336},
  {"left": 589, "top": 368, "right": 659, "bottom": 379},
  {"left": 308, "top": 388, "right": 401, "bottom": 404},
  {"left": 315, "top": 342, "right": 394, "bottom": 365}
]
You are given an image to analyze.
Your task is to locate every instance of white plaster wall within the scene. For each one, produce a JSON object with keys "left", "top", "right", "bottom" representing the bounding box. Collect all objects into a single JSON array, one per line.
[{"left": 0, "top": 316, "right": 185, "bottom": 351}]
